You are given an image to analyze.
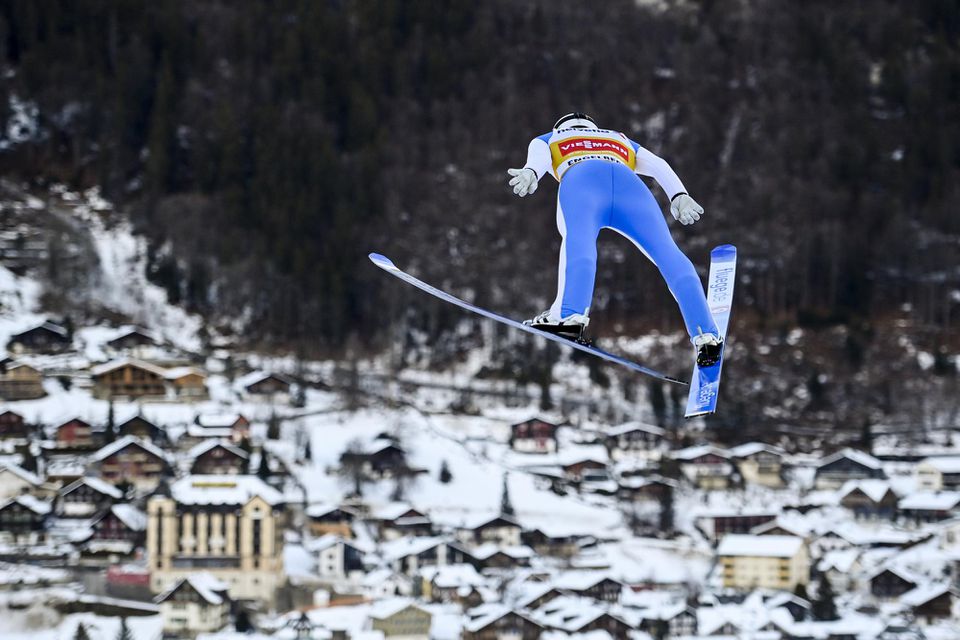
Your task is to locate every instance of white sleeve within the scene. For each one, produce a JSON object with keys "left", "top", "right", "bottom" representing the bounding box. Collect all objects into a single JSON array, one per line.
[
  {"left": 634, "top": 144, "right": 687, "bottom": 200},
  {"left": 522, "top": 137, "right": 553, "bottom": 181}
]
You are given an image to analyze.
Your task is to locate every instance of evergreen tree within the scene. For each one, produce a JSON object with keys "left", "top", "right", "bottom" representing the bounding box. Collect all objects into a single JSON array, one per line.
[
  {"left": 105, "top": 400, "right": 116, "bottom": 444},
  {"left": 813, "top": 577, "right": 838, "bottom": 621},
  {"left": 267, "top": 412, "right": 281, "bottom": 440},
  {"left": 116, "top": 617, "right": 133, "bottom": 640},
  {"left": 20, "top": 446, "right": 38, "bottom": 474},
  {"left": 257, "top": 452, "right": 270, "bottom": 481},
  {"left": 303, "top": 436, "right": 312, "bottom": 462},
  {"left": 73, "top": 622, "right": 91, "bottom": 640},
  {"left": 500, "top": 473, "right": 514, "bottom": 517},
  {"left": 438, "top": 460, "right": 452, "bottom": 484},
  {"left": 234, "top": 608, "right": 253, "bottom": 633},
  {"left": 658, "top": 483, "right": 675, "bottom": 536}
]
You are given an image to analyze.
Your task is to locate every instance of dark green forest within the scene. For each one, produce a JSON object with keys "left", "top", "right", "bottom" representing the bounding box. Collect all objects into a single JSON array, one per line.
[{"left": 1, "top": 1, "right": 959, "bottom": 428}]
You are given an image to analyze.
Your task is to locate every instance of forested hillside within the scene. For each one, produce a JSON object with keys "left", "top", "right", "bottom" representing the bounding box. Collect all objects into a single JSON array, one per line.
[{"left": 1, "top": 1, "right": 958, "bottom": 431}]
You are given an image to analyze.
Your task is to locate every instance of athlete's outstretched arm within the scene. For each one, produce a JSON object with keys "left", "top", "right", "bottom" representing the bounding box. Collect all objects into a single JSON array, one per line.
[
  {"left": 631, "top": 140, "right": 703, "bottom": 226},
  {"left": 507, "top": 134, "right": 552, "bottom": 197}
]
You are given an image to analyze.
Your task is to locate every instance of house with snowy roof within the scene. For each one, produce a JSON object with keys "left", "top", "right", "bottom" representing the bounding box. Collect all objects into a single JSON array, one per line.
[
  {"left": 602, "top": 421, "right": 667, "bottom": 459},
  {"left": 90, "top": 436, "right": 170, "bottom": 490},
  {"left": 147, "top": 475, "right": 286, "bottom": 604},
  {"left": 510, "top": 417, "right": 561, "bottom": 454},
  {"left": 717, "top": 534, "right": 809, "bottom": 590},
  {"left": 0, "top": 461, "right": 46, "bottom": 500},
  {"left": 380, "top": 536, "right": 473, "bottom": 576},
  {"left": 368, "top": 599, "right": 432, "bottom": 639},
  {"left": 306, "top": 503, "right": 356, "bottom": 538},
  {"left": 188, "top": 440, "right": 249, "bottom": 475},
  {"left": 456, "top": 514, "right": 522, "bottom": 548},
  {"left": 0, "top": 409, "right": 29, "bottom": 440},
  {"left": 7, "top": 320, "right": 70, "bottom": 354},
  {"left": 239, "top": 371, "right": 293, "bottom": 398},
  {"left": 91, "top": 358, "right": 207, "bottom": 401},
  {"left": 155, "top": 572, "right": 230, "bottom": 636},
  {"left": 420, "top": 563, "right": 486, "bottom": 605},
  {"left": 531, "top": 595, "right": 635, "bottom": 636},
  {"left": 52, "top": 417, "right": 97, "bottom": 449},
  {"left": 116, "top": 414, "right": 164, "bottom": 442},
  {"left": 552, "top": 572, "right": 625, "bottom": 603},
  {"left": 0, "top": 359, "right": 45, "bottom": 400},
  {"left": 814, "top": 448, "right": 885, "bottom": 489},
  {"left": 307, "top": 534, "right": 368, "bottom": 580},
  {"left": 105, "top": 328, "right": 160, "bottom": 356},
  {"left": 55, "top": 476, "right": 123, "bottom": 517},
  {"left": 816, "top": 548, "right": 863, "bottom": 592},
  {"left": 361, "top": 568, "right": 414, "bottom": 599},
  {"left": 696, "top": 509, "right": 778, "bottom": 541},
  {"left": 900, "top": 582, "right": 958, "bottom": 625},
  {"left": 837, "top": 479, "right": 899, "bottom": 519},
  {"left": 729, "top": 442, "right": 786, "bottom": 488},
  {"left": 898, "top": 491, "right": 960, "bottom": 523},
  {"left": 89, "top": 503, "right": 147, "bottom": 550},
  {"left": 637, "top": 601, "right": 699, "bottom": 638},
  {"left": 462, "top": 605, "right": 545, "bottom": 640},
  {"left": 916, "top": 456, "right": 960, "bottom": 491},
  {"left": 670, "top": 445, "right": 734, "bottom": 490},
  {"left": 190, "top": 413, "right": 250, "bottom": 444},
  {"left": 370, "top": 503, "right": 434, "bottom": 540},
  {"left": 868, "top": 565, "right": 921, "bottom": 600},
  {"left": 0, "top": 494, "right": 50, "bottom": 544}
]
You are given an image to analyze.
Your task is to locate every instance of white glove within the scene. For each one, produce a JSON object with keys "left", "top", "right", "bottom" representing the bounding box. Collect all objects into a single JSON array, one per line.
[
  {"left": 507, "top": 168, "right": 538, "bottom": 197},
  {"left": 670, "top": 193, "right": 703, "bottom": 226}
]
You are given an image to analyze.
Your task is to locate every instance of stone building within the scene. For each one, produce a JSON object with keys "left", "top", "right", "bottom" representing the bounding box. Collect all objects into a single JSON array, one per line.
[{"left": 146, "top": 475, "right": 286, "bottom": 604}]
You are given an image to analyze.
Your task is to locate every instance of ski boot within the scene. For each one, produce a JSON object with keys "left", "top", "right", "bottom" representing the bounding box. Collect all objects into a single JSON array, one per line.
[
  {"left": 693, "top": 332, "right": 723, "bottom": 367},
  {"left": 524, "top": 310, "right": 592, "bottom": 346}
]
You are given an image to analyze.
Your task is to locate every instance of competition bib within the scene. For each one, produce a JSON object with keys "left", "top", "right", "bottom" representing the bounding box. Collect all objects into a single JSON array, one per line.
[{"left": 549, "top": 128, "right": 637, "bottom": 179}]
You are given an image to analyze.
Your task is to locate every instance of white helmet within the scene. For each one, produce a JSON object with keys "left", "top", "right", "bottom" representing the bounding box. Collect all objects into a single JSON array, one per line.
[{"left": 554, "top": 112, "right": 596, "bottom": 132}]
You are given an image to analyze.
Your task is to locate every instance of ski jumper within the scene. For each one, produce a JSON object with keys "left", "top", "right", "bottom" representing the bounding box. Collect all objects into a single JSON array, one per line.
[{"left": 521, "top": 127, "right": 719, "bottom": 341}]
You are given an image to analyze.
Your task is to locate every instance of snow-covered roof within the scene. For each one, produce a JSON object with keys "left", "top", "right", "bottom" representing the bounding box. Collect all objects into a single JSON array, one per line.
[
  {"left": 91, "top": 435, "right": 168, "bottom": 463},
  {"left": 919, "top": 456, "right": 960, "bottom": 474},
  {"left": 729, "top": 442, "right": 784, "bottom": 458},
  {"left": 109, "top": 504, "right": 147, "bottom": 532},
  {"left": 898, "top": 491, "right": 960, "bottom": 511},
  {"left": 470, "top": 544, "right": 535, "bottom": 560},
  {"left": 457, "top": 512, "right": 520, "bottom": 531},
  {"left": 817, "top": 448, "right": 882, "bottom": 470},
  {"left": 156, "top": 572, "right": 229, "bottom": 605},
  {"left": 368, "top": 597, "right": 426, "bottom": 621},
  {"left": 900, "top": 582, "right": 954, "bottom": 607},
  {"left": 553, "top": 571, "right": 619, "bottom": 592},
  {"left": 670, "top": 445, "right": 730, "bottom": 461},
  {"left": 187, "top": 439, "right": 248, "bottom": 461},
  {"left": 195, "top": 413, "right": 246, "bottom": 429},
  {"left": 0, "top": 461, "right": 42, "bottom": 486},
  {"left": 817, "top": 548, "right": 861, "bottom": 574},
  {"left": 837, "top": 479, "right": 895, "bottom": 503},
  {"left": 237, "top": 370, "right": 292, "bottom": 390},
  {"left": 717, "top": 534, "right": 804, "bottom": 558},
  {"left": 605, "top": 421, "right": 665, "bottom": 438},
  {"left": 0, "top": 494, "right": 51, "bottom": 515},
  {"left": 61, "top": 476, "right": 123, "bottom": 499},
  {"left": 89, "top": 357, "right": 168, "bottom": 378},
  {"left": 380, "top": 536, "right": 448, "bottom": 561},
  {"left": 371, "top": 502, "right": 423, "bottom": 521},
  {"left": 12, "top": 321, "right": 68, "bottom": 339},
  {"left": 162, "top": 366, "right": 206, "bottom": 381},
  {"left": 420, "top": 563, "right": 484, "bottom": 588},
  {"left": 170, "top": 475, "right": 283, "bottom": 506}
]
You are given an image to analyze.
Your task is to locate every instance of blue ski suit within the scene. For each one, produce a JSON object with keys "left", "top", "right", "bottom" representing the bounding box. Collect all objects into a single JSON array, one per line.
[{"left": 521, "top": 127, "right": 718, "bottom": 341}]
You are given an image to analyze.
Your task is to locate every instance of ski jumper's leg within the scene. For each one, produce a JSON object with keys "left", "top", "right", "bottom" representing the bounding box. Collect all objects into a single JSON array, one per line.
[
  {"left": 606, "top": 164, "right": 719, "bottom": 341},
  {"left": 549, "top": 162, "right": 611, "bottom": 319}
]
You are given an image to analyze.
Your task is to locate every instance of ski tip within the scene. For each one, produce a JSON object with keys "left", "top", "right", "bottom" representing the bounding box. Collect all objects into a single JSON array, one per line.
[
  {"left": 368, "top": 253, "right": 397, "bottom": 270},
  {"left": 711, "top": 244, "right": 737, "bottom": 260}
]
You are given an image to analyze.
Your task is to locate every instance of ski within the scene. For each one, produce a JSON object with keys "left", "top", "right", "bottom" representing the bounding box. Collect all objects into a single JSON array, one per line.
[
  {"left": 685, "top": 244, "right": 737, "bottom": 418},
  {"left": 369, "top": 253, "right": 688, "bottom": 385}
]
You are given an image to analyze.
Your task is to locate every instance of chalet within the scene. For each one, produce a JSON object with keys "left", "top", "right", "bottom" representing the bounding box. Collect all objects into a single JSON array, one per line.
[
  {"left": 0, "top": 410, "right": 29, "bottom": 440},
  {"left": 90, "top": 436, "right": 170, "bottom": 490},
  {"left": 340, "top": 438, "right": 409, "bottom": 479},
  {"left": 869, "top": 567, "right": 920, "bottom": 599},
  {"left": 90, "top": 504, "right": 147, "bottom": 548},
  {"left": 0, "top": 495, "right": 50, "bottom": 543},
  {"left": 730, "top": 442, "right": 785, "bottom": 487},
  {"left": 814, "top": 448, "right": 885, "bottom": 489},
  {"left": 7, "top": 321, "right": 70, "bottom": 354},
  {"left": 469, "top": 544, "right": 534, "bottom": 570},
  {"left": 421, "top": 564, "right": 485, "bottom": 605},
  {"left": 616, "top": 475, "right": 678, "bottom": 504},
  {"left": 56, "top": 476, "right": 123, "bottom": 517},
  {"left": 916, "top": 456, "right": 960, "bottom": 491},
  {"left": 902, "top": 584, "right": 957, "bottom": 625},
  {"left": 533, "top": 597, "right": 634, "bottom": 636},
  {"left": 717, "top": 534, "right": 810, "bottom": 590},
  {"left": 306, "top": 504, "right": 356, "bottom": 538},
  {"left": 817, "top": 548, "right": 862, "bottom": 592},
  {"left": 372, "top": 504, "right": 434, "bottom": 540},
  {"left": 106, "top": 328, "right": 158, "bottom": 353},
  {"left": 603, "top": 422, "right": 666, "bottom": 458},
  {"left": 189, "top": 440, "right": 248, "bottom": 475},
  {"left": 553, "top": 573, "right": 624, "bottom": 602},
  {"left": 838, "top": 480, "right": 899, "bottom": 519},
  {"left": 696, "top": 510, "right": 778, "bottom": 541},
  {"left": 381, "top": 536, "right": 472, "bottom": 576},
  {"left": 54, "top": 418, "right": 97, "bottom": 448},
  {"left": 369, "top": 601, "right": 432, "bottom": 640},
  {"left": 671, "top": 445, "right": 734, "bottom": 489},
  {"left": 117, "top": 414, "right": 164, "bottom": 442},
  {"left": 242, "top": 371, "right": 292, "bottom": 396},
  {"left": 522, "top": 528, "right": 585, "bottom": 558},
  {"left": 192, "top": 413, "right": 250, "bottom": 444},
  {"left": 91, "top": 358, "right": 207, "bottom": 401},
  {"left": 898, "top": 491, "right": 960, "bottom": 523},
  {"left": 638, "top": 603, "right": 699, "bottom": 639},
  {"left": 0, "top": 360, "right": 45, "bottom": 400},
  {"left": 155, "top": 573, "right": 230, "bottom": 636},
  {"left": 561, "top": 458, "right": 608, "bottom": 482},
  {"left": 361, "top": 569, "right": 414, "bottom": 599},
  {"left": 310, "top": 535, "right": 368, "bottom": 580},
  {"left": 0, "top": 462, "right": 45, "bottom": 499},
  {"left": 462, "top": 607, "right": 545, "bottom": 640},
  {"left": 509, "top": 418, "right": 560, "bottom": 454},
  {"left": 751, "top": 516, "right": 813, "bottom": 540},
  {"left": 457, "top": 514, "right": 523, "bottom": 548}
]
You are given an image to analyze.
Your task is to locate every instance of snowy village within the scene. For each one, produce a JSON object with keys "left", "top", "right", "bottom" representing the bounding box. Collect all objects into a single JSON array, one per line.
[{"left": 2, "top": 2, "right": 960, "bottom": 639}]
